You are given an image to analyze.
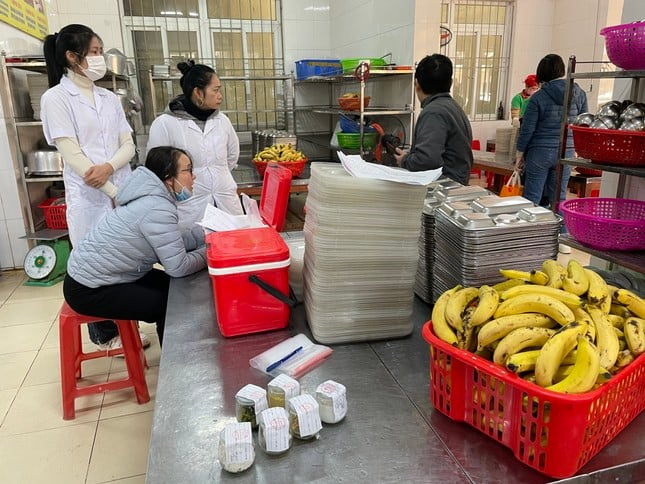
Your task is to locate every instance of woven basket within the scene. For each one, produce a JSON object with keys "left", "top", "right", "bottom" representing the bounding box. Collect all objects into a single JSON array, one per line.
[
  {"left": 560, "top": 197, "right": 645, "bottom": 251},
  {"left": 600, "top": 22, "right": 645, "bottom": 70}
]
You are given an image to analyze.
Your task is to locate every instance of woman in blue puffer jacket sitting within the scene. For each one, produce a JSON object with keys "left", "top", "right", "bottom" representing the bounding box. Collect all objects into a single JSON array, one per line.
[
  {"left": 516, "top": 54, "right": 588, "bottom": 207},
  {"left": 63, "top": 146, "right": 207, "bottom": 346}
]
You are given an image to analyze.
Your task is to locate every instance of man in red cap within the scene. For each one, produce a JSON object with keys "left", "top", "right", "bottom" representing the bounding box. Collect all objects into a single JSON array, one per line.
[{"left": 510, "top": 74, "right": 539, "bottom": 127}]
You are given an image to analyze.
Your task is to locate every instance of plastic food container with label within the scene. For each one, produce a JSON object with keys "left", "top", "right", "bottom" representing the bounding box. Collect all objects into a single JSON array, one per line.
[
  {"left": 267, "top": 374, "right": 301, "bottom": 408},
  {"left": 316, "top": 380, "right": 348, "bottom": 424},
  {"left": 235, "top": 384, "right": 268, "bottom": 428},
  {"left": 288, "top": 394, "right": 322, "bottom": 440}
]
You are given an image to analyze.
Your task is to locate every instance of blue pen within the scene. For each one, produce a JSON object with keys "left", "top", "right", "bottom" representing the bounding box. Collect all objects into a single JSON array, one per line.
[{"left": 266, "top": 346, "right": 304, "bottom": 372}]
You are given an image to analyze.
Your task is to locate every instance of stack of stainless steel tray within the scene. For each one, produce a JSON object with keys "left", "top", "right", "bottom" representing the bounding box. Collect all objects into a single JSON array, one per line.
[
  {"left": 414, "top": 183, "right": 490, "bottom": 303},
  {"left": 432, "top": 195, "right": 561, "bottom": 301}
]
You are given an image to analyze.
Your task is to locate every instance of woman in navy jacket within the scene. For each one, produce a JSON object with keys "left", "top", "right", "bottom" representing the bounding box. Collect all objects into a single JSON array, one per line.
[{"left": 516, "top": 54, "right": 588, "bottom": 207}]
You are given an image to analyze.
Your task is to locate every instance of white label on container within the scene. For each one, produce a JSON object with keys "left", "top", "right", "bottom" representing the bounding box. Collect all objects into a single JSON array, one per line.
[
  {"left": 236, "top": 384, "right": 268, "bottom": 414},
  {"left": 224, "top": 422, "right": 253, "bottom": 464},
  {"left": 318, "top": 380, "right": 347, "bottom": 420},
  {"left": 259, "top": 407, "right": 290, "bottom": 452},
  {"left": 291, "top": 394, "right": 322, "bottom": 437},
  {"left": 269, "top": 374, "right": 301, "bottom": 400}
]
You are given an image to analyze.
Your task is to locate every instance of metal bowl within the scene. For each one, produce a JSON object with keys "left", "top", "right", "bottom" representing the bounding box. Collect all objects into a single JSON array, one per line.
[
  {"left": 573, "top": 112, "right": 595, "bottom": 126},
  {"left": 597, "top": 101, "right": 622, "bottom": 117},
  {"left": 619, "top": 102, "right": 645, "bottom": 121},
  {"left": 590, "top": 116, "right": 617, "bottom": 130},
  {"left": 26, "top": 150, "right": 63, "bottom": 175}
]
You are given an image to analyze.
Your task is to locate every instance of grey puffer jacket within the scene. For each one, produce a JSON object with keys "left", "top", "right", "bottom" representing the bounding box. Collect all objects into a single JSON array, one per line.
[{"left": 66, "top": 167, "right": 207, "bottom": 288}]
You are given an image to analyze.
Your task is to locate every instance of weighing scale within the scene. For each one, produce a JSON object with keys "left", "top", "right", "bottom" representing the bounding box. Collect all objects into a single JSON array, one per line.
[{"left": 21, "top": 229, "right": 70, "bottom": 286}]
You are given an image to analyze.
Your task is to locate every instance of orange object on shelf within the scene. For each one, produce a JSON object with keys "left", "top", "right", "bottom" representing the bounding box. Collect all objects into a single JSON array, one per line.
[{"left": 337, "top": 96, "right": 371, "bottom": 111}]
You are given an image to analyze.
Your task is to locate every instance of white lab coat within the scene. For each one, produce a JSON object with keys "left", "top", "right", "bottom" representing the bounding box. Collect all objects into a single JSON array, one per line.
[
  {"left": 147, "top": 110, "right": 243, "bottom": 230},
  {"left": 41, "top": 76, "right": 132, "bottom": 244}
]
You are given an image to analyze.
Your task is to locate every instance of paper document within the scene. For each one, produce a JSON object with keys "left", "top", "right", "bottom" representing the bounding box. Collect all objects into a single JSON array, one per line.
[
  {"left": 338, "top": 151, "right": 443, "bottom": 186},
  {"left": 197, "top": 194, "right": 265, "bottom": 232}
]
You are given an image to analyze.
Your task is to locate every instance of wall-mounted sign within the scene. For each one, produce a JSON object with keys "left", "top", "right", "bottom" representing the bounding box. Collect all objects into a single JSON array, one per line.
[{"left": 0, "top": 0, "right": 48, "bottom": 41}]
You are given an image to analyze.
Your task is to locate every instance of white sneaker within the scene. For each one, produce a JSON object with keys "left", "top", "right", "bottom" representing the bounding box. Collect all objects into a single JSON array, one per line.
[
  {"left": 559, "top": 244, "right": 572, "bottom": 254},
  {"left": 97, "top": 335, "right": 122, "bottom": 352},
  {"left": 139, "top": 331, "right": 151, "bottom": 349}
]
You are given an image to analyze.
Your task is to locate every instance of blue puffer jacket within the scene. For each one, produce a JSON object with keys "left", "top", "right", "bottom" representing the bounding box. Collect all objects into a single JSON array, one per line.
[
  {"left": 66, "top": 166, "right": 207, "bottom": 288},
  {"left": 516, "top": 79, "right": 587, "bottom": 152}
]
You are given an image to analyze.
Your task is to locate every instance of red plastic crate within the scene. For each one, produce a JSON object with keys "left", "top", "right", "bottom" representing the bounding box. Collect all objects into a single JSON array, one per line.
[
  {"left": 38, "top": 197, "right": 68, "bottom": 229},
  {"left": 422, "top": 321, "right": 645, "bottom": 479}
]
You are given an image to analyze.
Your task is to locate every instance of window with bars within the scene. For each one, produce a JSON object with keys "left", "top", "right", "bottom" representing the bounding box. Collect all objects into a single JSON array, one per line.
[
  {"left": 440, "top": 0, "right": 514, "bottom": 121},
  {"left": 121, "top": 0, "right": 286, "bottom": 131}
]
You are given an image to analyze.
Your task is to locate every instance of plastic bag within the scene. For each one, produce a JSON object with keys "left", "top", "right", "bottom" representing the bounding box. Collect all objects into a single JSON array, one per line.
[
  {"left": 249, "top": 334, "right": 333, "bottom": 379},
  {"left": 500, "top": 170, "right": 523, "bottom": 197}
]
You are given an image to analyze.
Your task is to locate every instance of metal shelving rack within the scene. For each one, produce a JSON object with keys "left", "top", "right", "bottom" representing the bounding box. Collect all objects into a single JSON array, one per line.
[
  {"left": 293, "top": 67, "right": 416, "bottom": 160},
  {"left": 555, "top": 55, "right": 645, "bottom": 273}
]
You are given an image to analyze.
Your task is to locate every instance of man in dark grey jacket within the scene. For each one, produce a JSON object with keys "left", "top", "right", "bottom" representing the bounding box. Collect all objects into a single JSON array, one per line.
[{"left": 394, "top": 54, "right": 473, "bottom": 185}]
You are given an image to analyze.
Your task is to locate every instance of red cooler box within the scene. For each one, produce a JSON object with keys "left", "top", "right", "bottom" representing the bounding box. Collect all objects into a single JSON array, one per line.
[{"left": 206, "top": 163, "right": 294, "bottom": 337}]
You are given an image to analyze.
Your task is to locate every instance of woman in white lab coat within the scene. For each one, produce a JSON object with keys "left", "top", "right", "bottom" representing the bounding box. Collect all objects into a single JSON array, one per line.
[
  {"left": 147, "top": 60, "right": 243, "bottom": 230},
  {"left": 41, "top": 24, "right": 147, "bottom": 350}
]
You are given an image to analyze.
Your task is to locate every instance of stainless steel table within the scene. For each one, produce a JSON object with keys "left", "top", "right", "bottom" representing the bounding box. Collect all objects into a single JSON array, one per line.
[{"left": 146, "top": 270, "right": 644, "bottom": 483}]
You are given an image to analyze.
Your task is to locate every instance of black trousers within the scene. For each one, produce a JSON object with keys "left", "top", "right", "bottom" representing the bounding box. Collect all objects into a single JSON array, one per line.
[{"left": 63, "top": 269, "right": 170, "bottom": 346}]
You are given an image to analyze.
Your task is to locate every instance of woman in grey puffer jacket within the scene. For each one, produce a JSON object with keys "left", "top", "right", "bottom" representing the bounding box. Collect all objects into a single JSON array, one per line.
[
  {"left": 63, "top": 146, "right": 207, "bottom": 346},
  {"left": 516, "top": 54, "right": 588, "bottom": 207}
]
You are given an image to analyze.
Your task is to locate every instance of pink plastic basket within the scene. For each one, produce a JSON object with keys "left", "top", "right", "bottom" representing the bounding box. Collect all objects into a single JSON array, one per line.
[
  {"left": 600, "top": 22, "right": 645, "bottom": 70},
  {"left": 560, "top": 198, "right": 645, "bottom": 251}
]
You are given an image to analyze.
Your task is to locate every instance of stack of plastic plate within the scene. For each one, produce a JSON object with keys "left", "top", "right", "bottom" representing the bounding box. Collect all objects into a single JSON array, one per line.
[
  {"left": 303, "top": 163, "right": 427, "bottom": 344},
  {"left": 27, "top": 74, "right": 49, "bottom": 120},
  {"left": 432, "top": 195, "right": 562, "bottom": 301},
  {"left": 414, "top": 183, "right": 490, "bottom": 303}
]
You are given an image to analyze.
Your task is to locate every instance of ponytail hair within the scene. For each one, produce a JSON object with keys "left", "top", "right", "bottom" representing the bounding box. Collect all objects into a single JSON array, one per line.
[
  {"left": 43, "top": 24, "right": 97, "bottom": 87},
  {"left": 177, "top": 60, "right": 217, "bottom": 99}
]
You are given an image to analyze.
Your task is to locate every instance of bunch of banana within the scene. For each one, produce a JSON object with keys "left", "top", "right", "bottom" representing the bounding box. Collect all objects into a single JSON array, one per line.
[
  {"left": 430, "top": 257, "right": 645, "bottom": 395},
  {"left": 254, "top": 143, "right": 306, "bottom": 162}
]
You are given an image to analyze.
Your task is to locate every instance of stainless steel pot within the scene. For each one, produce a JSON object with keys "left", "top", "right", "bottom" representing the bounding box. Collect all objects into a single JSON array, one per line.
[
  {"left": 26, "top": 150, "right": 63, "bottom": 175},
  {"left": 104, "top": 48, "right": 128, "bottom": 76}
]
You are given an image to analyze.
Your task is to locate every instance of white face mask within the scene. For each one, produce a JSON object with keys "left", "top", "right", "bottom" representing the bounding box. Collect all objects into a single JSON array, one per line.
[{"left": 82, "top": 55, "right": 107, "bottom": 82}]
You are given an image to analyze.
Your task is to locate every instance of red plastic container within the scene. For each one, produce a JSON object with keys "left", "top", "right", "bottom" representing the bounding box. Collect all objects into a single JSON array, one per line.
[
  {"left": 39, "top": 197, "right": 68, "bottom": 229},
  {"left": 207, "top": 228, "right": 291, "bottom": 337},
  {"left": 206, "top": 163, "right": 293, "bottom": 337},
  {"left": 252, "top": 158, "right": 307, "bottom": 178},
  {"left": 422, "top": 321, "right": 645, "bottom": 479}
]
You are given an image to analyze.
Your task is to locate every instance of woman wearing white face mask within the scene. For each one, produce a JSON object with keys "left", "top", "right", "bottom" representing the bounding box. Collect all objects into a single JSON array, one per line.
[{"left": 41, "top": 24, "right": 148, "bottom": 351}]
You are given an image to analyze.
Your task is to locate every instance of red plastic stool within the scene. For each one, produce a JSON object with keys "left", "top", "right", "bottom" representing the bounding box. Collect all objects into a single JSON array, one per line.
[{"left": 59, "top": 301, "right": 150, "bottom": 420}]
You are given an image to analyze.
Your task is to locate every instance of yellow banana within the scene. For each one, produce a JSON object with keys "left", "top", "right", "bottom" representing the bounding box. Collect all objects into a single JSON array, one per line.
[
  {"left": 492, "top": 279, "right": 525, "bottom": 294},
  {"left": 609, "top": 303, "right": 632, "bottom": 319},
  {"left": 546, "top": 335, "right": 601, "bottom": 394},
  {"left": 493, "top": 327, "right": 556, "bottom": 366},
  {"left": 444, "top": 287, "right": 479, "bottom": 333},
  {"left": 615, "top": 289, "right": 645, "bottom": 319},
  {"left": 573, "top": 307, "right": 596, "bottom": 342},
  {"left": 535, "top": 321, "right": 587, "bottom": 387},
  {"left": 430, "top": 285, "right": 462, "bottom": 345},
  {"left": 588, "top": 307, "right": 620, "bottom": 369},
  {"left": 500, "top": 284, "right": 582, "bottom": 309},
  {"left": 615, "top": 349, "right": 635, "bottom": 368},
  {"left": 561, "top": 259, "right": 589, "bottom": 296},
  {"left": 542, "top": 259, "right": 566, "bottom": 289},
  {"left": 552, "top": 363, "right": 610, "bottom": 385},
  {"left": 476, "top": 313, "right": 555, "bottom": 350},
  {"left": 624, "top": 316, "right": 645, "bottom": 356},
  {"left": 607, "top": 314, "right": 626, "bottom": 329},
  {"left": 529, "top": 270, "right": 550, "bottom": 286},
  {"left": 494, "top": 293, "right": 575, "bottom": 326},
  {"left": 466, "top": 285, "right": 499, "bottom": 327},
  {"left": 506, "top": 349, "right": 578, "bottom": 373},
  {"left": 499, "top": 269, "right": 532, "bottom": 281},
  {"left": 584, "top": 269, "right": 611, "bottom": 313}
]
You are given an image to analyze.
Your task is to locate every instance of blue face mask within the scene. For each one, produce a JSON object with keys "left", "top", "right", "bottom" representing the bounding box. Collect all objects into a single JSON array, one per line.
[{"left": 174, "top": 179, "right": 192, "bottom": 201}]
